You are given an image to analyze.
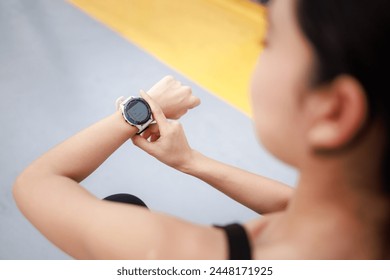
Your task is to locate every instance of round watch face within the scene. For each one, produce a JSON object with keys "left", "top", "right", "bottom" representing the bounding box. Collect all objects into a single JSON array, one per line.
[{"left": 123, "top": 98, "right": 152, "bottom": 125}]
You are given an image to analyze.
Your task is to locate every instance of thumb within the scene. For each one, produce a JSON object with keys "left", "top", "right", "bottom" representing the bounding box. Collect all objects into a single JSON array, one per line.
[{"left": 131, "top": 135, "right": 156, "bottom": 156}]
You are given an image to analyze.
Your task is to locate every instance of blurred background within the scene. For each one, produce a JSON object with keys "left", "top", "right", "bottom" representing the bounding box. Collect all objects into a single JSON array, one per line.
[{"left": 0, "top": 0, "right": 296, "bottom": 259}]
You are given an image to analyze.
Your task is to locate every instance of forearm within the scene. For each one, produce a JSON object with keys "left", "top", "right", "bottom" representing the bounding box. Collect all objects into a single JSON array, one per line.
[
  {"left": 129, "top": 93, "right": 292, "bottom": 214},
  {"left": 13, "top": 111, "right": 138, "bottom": 257},
  {"left": 182, "top": 151, "right": 294, "bottom": 214},
  {"left": 12, "top": 127, "right": 226, "bottom": 259},
  {"left": 22, "top": 111, "right": 136, "bottom": 182}
]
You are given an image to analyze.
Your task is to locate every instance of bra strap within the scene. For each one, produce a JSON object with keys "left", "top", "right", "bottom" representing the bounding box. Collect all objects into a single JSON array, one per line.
[{"left": 215, "top": 223, "right": 252, "bottom": 260}]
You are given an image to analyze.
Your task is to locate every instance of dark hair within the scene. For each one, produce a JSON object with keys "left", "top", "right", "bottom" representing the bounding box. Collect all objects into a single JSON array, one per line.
[{"left": 295, "top": 0, "right": 390, "bottom": 194}]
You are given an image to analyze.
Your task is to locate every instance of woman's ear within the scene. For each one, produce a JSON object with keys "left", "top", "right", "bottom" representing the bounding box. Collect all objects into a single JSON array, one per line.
[{"left": 307, "top": 75, "right": 368, "bottom": 151}]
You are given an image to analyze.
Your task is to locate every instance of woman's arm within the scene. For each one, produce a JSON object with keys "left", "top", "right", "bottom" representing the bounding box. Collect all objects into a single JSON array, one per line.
[
  {"left": 180, "top": 152, "right": 293, "bottom": 214},
  {"left": 14, "top": 138, "right": 227, "bottom": 259},
  {"left": 13, "top": 111, "right": 227, "bottom": 259},
  {"left": 15, "top": 75, "right": 198, "bottom": 183},
  {"left": 133, "top": 95, "right": 293, "bottom": 215}
]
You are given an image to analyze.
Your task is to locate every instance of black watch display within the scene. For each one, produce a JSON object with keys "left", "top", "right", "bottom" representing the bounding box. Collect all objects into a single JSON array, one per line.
[
  {"left": 123, "top": 98, "right": 152, "bottom": 125},
  {"left": 119, "top": 96, "right": 153, "bottom": 134}
]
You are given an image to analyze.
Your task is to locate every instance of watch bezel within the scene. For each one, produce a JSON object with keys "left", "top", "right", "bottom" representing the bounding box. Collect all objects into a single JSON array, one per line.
[{"left": 123, "top": 98, "right": 152, "bottom": 125}]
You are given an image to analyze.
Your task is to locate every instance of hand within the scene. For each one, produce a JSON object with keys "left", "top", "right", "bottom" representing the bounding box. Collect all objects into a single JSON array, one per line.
[
  {"left": 146, "top": 76, "right": 200, "bottom": 119},
  {"left": 132, "top": 92, "right": 194, "bottom": 171}
]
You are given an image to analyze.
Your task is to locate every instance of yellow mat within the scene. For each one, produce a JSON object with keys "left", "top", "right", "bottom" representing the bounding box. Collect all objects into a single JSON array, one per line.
[{"left": 68, "top": 0, "right": 266, "bottom": 115}]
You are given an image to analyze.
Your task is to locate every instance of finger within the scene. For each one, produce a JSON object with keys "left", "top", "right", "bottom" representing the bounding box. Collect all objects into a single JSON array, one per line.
[
  {"left": 141, "top": 123, "right": 159, "bottom": 140},
  {"left": 160, "top": 75, "right": 175, "bottom": 85},
  {"left": 140, "top": 90, "right": 168, "bottom": 128},
  {"left": 132, "top": 135, "right": 156, "bottom": 155},
  {"left": 188, "top": 95, "right": 201, "bottom": 109},
  {"left": 141, "top": 129, "right": 152, "bottom": 140},
  {"left": 144, "top": 130, "right": 161, "bottom": 142},
  {"left": 150, "top": 134, "right": 160, "bottom": 142},
  {"left": 148, "top": 75, "right": 175, "bottom": 92},
  {"left": 173, "top": 80, "right": 182, "bottom": 88},
  {"left": 148, "top": 123, "right": 160, "bottom": 133}
]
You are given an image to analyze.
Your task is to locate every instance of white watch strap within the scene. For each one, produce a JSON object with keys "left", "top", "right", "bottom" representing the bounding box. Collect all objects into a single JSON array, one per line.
[
  {"left": 115, "top": 96, "right": 126, "bottom": 111},
  {"left": 116, "top": 95, "right": 153, "bottom": 134}
]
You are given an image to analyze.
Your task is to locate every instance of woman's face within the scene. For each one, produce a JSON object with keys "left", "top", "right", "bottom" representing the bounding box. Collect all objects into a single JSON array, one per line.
[{"left": 250, "top": 0, "right": 314, "bottom": 167}]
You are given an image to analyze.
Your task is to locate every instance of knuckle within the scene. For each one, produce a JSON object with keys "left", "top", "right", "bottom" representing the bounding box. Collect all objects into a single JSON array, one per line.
[
  {"left": 171, "top": 120, "right": 182, "bottom": 128},
  {"left": 164, "top": 75, "right": 174, "bottom": 80},
  {"left": 182, "top": 86, "right": 192, "bottom": 94},
  {"left": 163, "top": 75, "right": 175, "bottom": 83},
  {"left": 191, "top": 96, "right": 201, "bottom": 107}
]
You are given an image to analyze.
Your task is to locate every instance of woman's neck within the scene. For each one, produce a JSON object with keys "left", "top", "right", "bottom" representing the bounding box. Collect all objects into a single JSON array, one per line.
[
  {"left": 285, "top": 156, "right": 390, "bottom": 258},
  {"left": 289, "top": 119, "right": 388, "bottom": 223}
]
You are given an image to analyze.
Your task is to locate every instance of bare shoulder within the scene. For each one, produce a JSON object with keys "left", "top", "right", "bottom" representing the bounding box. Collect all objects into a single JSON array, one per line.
[
  {"left": 81, "top": 199, "right": 229, "bottom": 259},
  {"left": 244, "top": 210, "right": 381, "bottom": 259},
  {"left": 244, "top": 213, "right": 315, "bottom": 259}
]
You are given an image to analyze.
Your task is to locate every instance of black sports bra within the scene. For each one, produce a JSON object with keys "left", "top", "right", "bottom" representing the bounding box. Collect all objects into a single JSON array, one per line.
[{"left": 215, "top": 223, "right": 252, "bottom": 260}]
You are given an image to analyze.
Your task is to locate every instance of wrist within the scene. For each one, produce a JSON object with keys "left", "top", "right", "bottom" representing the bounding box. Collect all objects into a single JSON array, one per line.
[
  {"left": 178, "top": 149, "right": 202, "bottom": 174},
  {"left": 113, "top": 110, "right": 138, "bottom": 138}
]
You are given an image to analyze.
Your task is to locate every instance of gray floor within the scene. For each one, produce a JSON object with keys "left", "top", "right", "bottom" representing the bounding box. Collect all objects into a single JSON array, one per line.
[{"left": 0, "top": 0, "right": 297, "bottom": 259}]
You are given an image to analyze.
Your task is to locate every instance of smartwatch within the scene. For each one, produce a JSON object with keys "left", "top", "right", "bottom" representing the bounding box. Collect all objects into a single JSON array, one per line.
[{"left": 117, "top": 96, "right": 153, "bottom": 134}]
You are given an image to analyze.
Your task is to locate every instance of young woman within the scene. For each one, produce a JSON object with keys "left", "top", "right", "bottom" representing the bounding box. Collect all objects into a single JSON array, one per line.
[{"left": 14, "top": 0, "right": 390, "bottom": 259}]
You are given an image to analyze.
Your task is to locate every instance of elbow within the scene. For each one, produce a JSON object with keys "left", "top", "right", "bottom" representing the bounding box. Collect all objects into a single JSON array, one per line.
[
  {"left": 13, "top": 169, "right": 32, "bottom": 207},
  {"left": 263, "top": 187, "right": 294, "bottom": 214},
  {"left": 278, "top": 188, "right": 294, "bottom": 211},
  {"left": 279, "top": 197, "right": 291, "bottom": 211},
  {"left": 13, "top": 165, "right": 42, "bottom": 208}
]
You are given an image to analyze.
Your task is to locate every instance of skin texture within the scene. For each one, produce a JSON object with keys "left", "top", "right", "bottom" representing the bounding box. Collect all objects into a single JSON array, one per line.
[{"left": 13, "top": 0, "right": 389, "bottom": 259}]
